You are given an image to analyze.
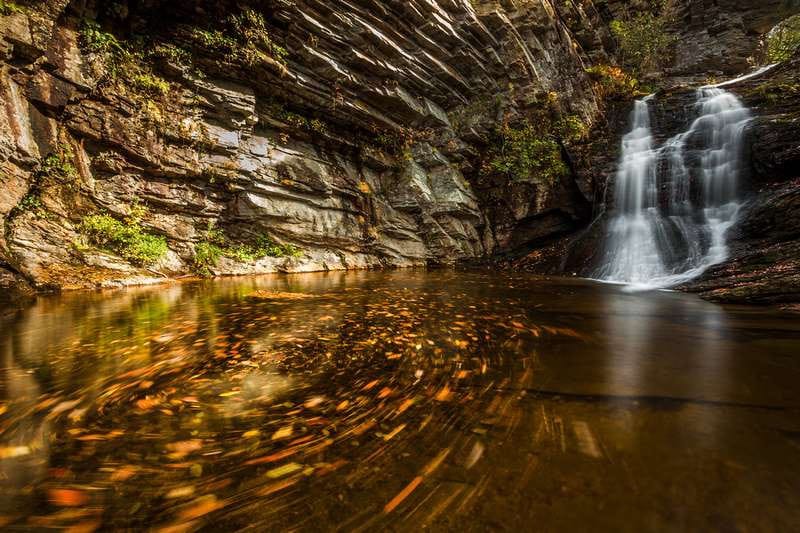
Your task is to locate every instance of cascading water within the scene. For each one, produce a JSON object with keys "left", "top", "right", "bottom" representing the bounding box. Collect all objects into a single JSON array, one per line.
[
  {"left": 596, "top": 96, "right": 667, "bottom": 285},
  {"left": 596, "top": 66, "right": 774, "bottom": 290}
]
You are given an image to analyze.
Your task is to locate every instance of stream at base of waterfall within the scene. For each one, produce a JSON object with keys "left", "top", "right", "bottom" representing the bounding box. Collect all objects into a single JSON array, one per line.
[{"left": 596, "top": 66, "right": 776, "bottom": 290}]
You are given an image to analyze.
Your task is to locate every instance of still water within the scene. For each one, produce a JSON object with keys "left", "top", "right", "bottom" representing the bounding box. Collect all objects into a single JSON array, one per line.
[{"left": 1, "top": 271, "right": 799, "bottom": 531}]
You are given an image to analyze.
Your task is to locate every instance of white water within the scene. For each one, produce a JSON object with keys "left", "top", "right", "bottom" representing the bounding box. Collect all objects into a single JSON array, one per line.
[{"left": 595, "top": 71, "right": 767, "bottom": 290}]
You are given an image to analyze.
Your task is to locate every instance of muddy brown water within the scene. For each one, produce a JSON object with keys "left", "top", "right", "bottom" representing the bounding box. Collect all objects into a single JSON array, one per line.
[{"left": 1, "top": 271, "right": 799, "bottom": 531}]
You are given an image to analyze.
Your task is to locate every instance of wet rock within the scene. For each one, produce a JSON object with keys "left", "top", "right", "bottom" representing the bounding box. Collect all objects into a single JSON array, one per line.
[{"left": 0, "top": 266, "right": 34, "bottom": 305}]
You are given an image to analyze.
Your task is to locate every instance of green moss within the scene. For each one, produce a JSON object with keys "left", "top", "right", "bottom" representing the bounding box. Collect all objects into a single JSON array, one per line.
[
  {"left": 131, "top": 72, "right": 170, "bottom": 96},
  {"left": 192, "top": 225, "right": 301, "bottom": 276},
  {"left": 554, "top": 115, "right": 588, "bottom": 143},
  {"left": 228, "top": 235, "right": 301, "bottom": 261},
  {"left": 0, "top": 0, "right": 22, "bottom": 15},
  {"left": 81, "top": 205, "right": 167, "bottom": 266}
]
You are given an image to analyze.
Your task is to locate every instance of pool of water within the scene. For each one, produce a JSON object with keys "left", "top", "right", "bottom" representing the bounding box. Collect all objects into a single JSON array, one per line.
[{"left": 1, "top": 271, "right": 799, "bottom": 531}]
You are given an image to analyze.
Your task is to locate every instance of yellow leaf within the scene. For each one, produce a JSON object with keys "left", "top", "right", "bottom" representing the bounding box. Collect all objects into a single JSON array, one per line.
[
  {"left": 271, "top": 426, "right": 293, "bottom": 441},
  {"left": 166, "top": 486, "right": 196, "bottom": 499},
  {"left": 266, "top": 462, "right": 303, "bottom": 479}
]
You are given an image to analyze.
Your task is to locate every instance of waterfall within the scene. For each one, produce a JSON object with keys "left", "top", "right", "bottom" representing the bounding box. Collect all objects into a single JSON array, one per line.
[
  {"left": 597, "top": 96, "right": 668, "bottom": 285},
  {"left": 595, "top": 69, "right": 773, "bottom": 290}
]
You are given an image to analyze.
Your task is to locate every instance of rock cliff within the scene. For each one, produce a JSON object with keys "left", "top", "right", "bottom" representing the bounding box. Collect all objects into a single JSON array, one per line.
[
  {"left": 1, "top": 0, "right": 608, "bottom": 290},
  {"left": 2, "top": 0, "right": 799, "bottom": 305}
]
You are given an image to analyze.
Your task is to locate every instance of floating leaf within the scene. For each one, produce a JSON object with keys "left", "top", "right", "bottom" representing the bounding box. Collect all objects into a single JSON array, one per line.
[
  {"left": 166, "top": 486, "right": 195, "bottom": 499},
  {"left": 271, "top": 426, "right": 293, "bottom": 441},
  {"left": 48, "top": 489, "right": 88, "bottom": 507},
  {"left": 383, "top": 476, "right": 422, "bottom": 513},
  {"left": 266, "top": 462, "right": 302, "bottom": 479},
  {"left": 178, "top": 495, "right": 226, "bottom": 520}
]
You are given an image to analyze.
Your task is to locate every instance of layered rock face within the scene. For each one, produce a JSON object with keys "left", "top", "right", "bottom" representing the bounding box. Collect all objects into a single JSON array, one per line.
[
  {"left": 663, "top": 0, "right": 800, "bottom": 78},
  {"left": 0, "top": 0, "right": 607, "bottom": 289},
  {"left": 599, "top": 0, "right": 800, "bottom": 80}
]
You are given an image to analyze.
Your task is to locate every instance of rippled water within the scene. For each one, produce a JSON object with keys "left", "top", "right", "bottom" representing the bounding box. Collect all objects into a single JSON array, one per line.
[{"left": 1, "top": 271, "right": 799, "bottom": 531}]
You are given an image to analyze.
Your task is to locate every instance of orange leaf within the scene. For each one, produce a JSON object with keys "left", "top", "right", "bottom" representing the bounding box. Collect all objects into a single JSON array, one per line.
[
  {"left": 48, "top": 489, "right": 88, "bottom": 507},
  {"left": 383, "top": 476, "right": 423, "bottom": 513}
]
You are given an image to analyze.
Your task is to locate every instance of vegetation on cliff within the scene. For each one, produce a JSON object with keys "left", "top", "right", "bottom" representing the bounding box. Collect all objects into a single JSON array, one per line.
[
  {"left": 763, "top": 14, "right": 800, "bottom": 63},
  {"left": 9, "top": 145, "right": 77, "bottom": 221},
  {"left": 584, "top": 65, "right": 643, "bottom": 100},
  {"left": 481, "top": 90, "right": 587, "bottom": 187},
  {"left": 609, "top": 2, "right": 675, "bottom": 74},
  {"left": 189, "top": 8, "right": 287, "bottom": 70},
  {"left": 79, "top": 19, "right": 173, "bottom": 102},
  {"left": 193, "top": 226, "right": 301, "bottom": 276},
  {"left": 80, "top": 204, "right": 168, "bottom": 266}
]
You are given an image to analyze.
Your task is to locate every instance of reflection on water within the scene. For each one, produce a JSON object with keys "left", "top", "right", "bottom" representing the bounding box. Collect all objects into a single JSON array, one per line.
[{"left": 1, "top": 271, "right": 800, "bottom": 531}]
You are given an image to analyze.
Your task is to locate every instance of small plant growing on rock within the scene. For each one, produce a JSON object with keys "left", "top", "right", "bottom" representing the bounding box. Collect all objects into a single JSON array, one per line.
[
  {"left": 8, "top": 191, "right": 48, "bottom": 221},
  {"left": 763, "top": 15, "right": 800, "bottom": 63},
  {"left": 81, "top": 202, "right": 167, "bottom": 266},
  {"left": 79, "top": 19, "right": 173, "bottom": 101},
  {"left": 39, "top": 145, "right": 78, "bottom": 182},
  {"left": 487, "top": 122, "right": 567, "bottom": 185},
  {"left": 18, "top": 193, "right": 43, "bottom": 212},
  {"left": 230, "top": 9, "right": 288, "bottom": 65},
  {"left": 80, "top": 21, "right": 122, "bottom": 54},
  {"left": 193, "top": 241, "right": 224, "bottom": 276},
  {"left": 585, "top": 65, "right": 641, "bottom": 100},
  {"left": 149, "top": 43, "right": 192, "bottom": 67},
  {"left": 609, "top": 8, "right": 675, "bottom": 74},
  {"left": 188, "top": 9, "right": 287, "bottom": 70}
]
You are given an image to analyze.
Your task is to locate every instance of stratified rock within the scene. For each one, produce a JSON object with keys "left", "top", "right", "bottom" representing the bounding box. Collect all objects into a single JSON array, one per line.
[{"left": 0, "top": 0, "right": 607, "bottom": 289}]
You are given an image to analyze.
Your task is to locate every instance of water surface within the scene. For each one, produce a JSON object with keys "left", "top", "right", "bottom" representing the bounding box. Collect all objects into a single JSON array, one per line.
[{"left": 1, "top": 271, "right": 799, "bottom": 531}]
